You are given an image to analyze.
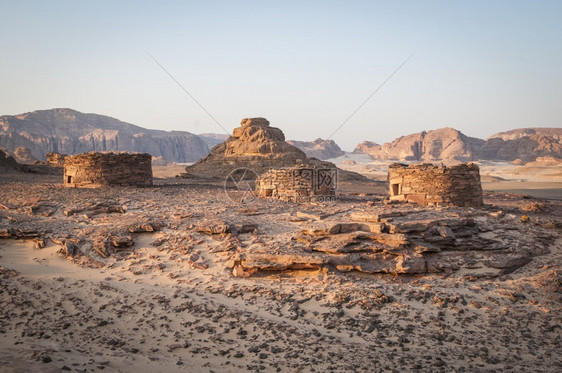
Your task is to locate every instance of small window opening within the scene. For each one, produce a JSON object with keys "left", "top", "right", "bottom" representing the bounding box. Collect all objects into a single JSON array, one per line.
[
  {"left": 67, "top": 176, "right": 72, "bottom": 184},
  {"left": 391, "top": 183, "right": 400, "bottom": 196}
]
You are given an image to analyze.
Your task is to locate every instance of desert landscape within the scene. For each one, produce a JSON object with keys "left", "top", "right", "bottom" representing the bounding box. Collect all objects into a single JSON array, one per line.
[
  {"left": 1, "top": 115, "right": 561, "bottom": 373},
  {"left": 1, "top": 2, "right": 561, "bottom": 372}
]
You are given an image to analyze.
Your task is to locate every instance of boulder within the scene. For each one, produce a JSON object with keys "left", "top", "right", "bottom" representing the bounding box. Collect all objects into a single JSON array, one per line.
[{"left": 13, "top": 146, "right": 38, "bottom": 164}]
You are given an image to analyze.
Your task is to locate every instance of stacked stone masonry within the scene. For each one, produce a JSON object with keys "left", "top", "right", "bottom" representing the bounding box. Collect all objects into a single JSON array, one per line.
[
  {"left": 46, "top": 152, "right": 67, "bottom": 167},
  {"left": 387, "top": 163, "right": 483, "bottom": 207},
  {"left": 256, "top": 165, "right": 337, "bottom": 202},
  {"left": 64, "top": 152, "right": 153, "bottom": 188}
]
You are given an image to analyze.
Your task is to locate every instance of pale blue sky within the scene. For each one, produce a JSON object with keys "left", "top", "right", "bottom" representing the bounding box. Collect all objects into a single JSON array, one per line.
[{"left": 1, "top": 0, "right": 561, "bottom": 150}]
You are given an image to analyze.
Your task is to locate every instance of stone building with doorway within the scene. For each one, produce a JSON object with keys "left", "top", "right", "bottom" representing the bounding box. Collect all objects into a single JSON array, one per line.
[
  {"left": 64, "top": 152, "right": 152, "bottom": 188},
  {"left": 255, "top": 164, "right": 337, "bottom": 202},
  {"left": 387, "top": 163, "right": 483, "bottom": 207}
]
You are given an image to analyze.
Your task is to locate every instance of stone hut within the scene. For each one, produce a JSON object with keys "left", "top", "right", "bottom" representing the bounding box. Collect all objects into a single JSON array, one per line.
[
  {"left": 64, "top": 152, "right": 153, "bottom": 188},
  {"left": 46, "top": 152, "right": 67, "bottom": 167},
  {"left": 255, "top": 164, "right": 337, "bottom": 202},
  {"left": 387, "top": 163, "right": 483, "bottom": 207}
]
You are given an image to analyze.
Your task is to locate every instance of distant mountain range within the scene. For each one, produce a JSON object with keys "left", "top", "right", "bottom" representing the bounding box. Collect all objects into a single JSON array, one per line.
[
  {"left": 198, "top": 133, "right": 230, "bottom": 148},
  {"left": 0, "top": 108, "right": 209, "bottom": 162},
  {"left": 354, "top": 127, "right": 561, "bottom": 163},
  {"left": 1, "top": 108, "right": 559, "bottom": 165},
  {"left": 286, "top": 138, "right": 345, "bottom": 160}
]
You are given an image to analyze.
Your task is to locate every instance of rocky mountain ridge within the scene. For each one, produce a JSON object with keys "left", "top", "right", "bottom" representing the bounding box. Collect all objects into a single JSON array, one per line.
[
  {"left": 0, "top": 108, "right": 210, "bottom": 163},
  {"left": 286, "top": 138, "right": 345, "bottom": 160},
  {"left": 354, "top": 127, "right": 561, "bottom": 163},
  {"left": 198, "top": 133, "right": 230, "bottom": 148}
]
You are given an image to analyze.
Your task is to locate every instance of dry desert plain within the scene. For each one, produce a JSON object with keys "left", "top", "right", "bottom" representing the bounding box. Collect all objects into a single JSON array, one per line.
[{"left": 0, "top": 160, "right": 561, "bottom": 373}]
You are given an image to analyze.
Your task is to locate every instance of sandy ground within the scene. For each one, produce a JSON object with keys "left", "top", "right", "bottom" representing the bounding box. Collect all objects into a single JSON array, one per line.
[{"left": 0, "top": 167, "right": 561, "bottom": 372}]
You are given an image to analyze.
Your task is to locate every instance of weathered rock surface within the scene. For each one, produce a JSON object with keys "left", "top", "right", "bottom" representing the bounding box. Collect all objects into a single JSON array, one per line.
[
  {"left": 183, "top": 117, "right": 368, "bottom": 182},
  {"left": 354, "top": 127, "right": 561, "bottom": 163},
  {"left": 287, "top": 138, "right": 345, "bottom": 160},
  {"left": 354, "top": 127, "right": 484, "bottom": 163},
  {"left": 488, "top": 127, "right": 562, "bottom": 141},
  {"left": 232, "top": 204, "right": 548, "bottom": 276},
  {"left": 481, "top": 128, "right": 562, "bottom": 162},
  {"left": 0, "top": 108, "right": 210, "bottom": 162},
  {"left": 0, "top": 170, "right": 560, "bottom": 372},
  {"left": 352, "top": 140, "right": 380, "bottom": 155},
  {"left": 0, "top": 149, "right": 23, "bottom": 172},
  {"left": 13, "top": 146, "right": 38, "bottom": 164}
]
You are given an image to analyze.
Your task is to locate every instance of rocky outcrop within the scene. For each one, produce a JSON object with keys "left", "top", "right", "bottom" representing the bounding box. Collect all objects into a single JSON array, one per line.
[
  {"left": 184, "top": 118, "right": 369, "bottom": 182},
  {"left": 184, "top": 117, "right": 324, "bottom": 179},
  {"left": 287, "top": 138, "right": 345, "bottom": 160},
  {"left": 231, "top": 207, "right": 514, "bottom": 277},
  {"left": 0, "top": 149, "right": 21, "bottom": 172},
  {"left": 354, "top": 128, "right": 484, "bottom": 164},
  {"left": 0, "top": 108, "right": 210, "bottom": 163},
  {"left": 13, "top": 146, "right": 38, "bottom": 164},
  {"left": 353, "top": 141, "right": 380, "bottom": 155},
  {"left": 488, "top": 128, "right": 562, "bottom": 141},
  {"left": 480, "top": 128, "right": 562, "bottom": 162},
  {"left": 354, "top": 127, "right": 561, "bottom": 163}
]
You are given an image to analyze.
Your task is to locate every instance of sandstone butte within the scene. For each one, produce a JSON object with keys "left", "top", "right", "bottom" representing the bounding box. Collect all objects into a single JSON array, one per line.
[{"left": 182, "top": 117, "right": 367, "bottom": 181}]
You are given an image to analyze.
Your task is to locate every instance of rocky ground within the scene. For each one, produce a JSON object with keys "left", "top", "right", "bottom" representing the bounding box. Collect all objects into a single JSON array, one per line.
[{"left": 0, "top": 171, "right": 560, "bottom": 372}]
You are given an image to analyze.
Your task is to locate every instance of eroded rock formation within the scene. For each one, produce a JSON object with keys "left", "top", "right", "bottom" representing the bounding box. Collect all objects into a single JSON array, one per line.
[
  {"left": 0, "top": 108, "right": 210, "bottom": 162},
  {"left": 354, "top": 127, "right": 561, "bottom": 164},
  {"left": 354, "top": 127, "right": 484, "bottom": 164},
  {"left": 229, "top": 206, "right": 546, "bottom": 277},
  {"left": 183, "top": 118, "right": 361, "bottom": 181},
  {"left": 13, "top": 146, "right": 38, "bottom": 164},
  {"left": 481, "top": 128, "right": 562, "bottom": 162},
  {"left": 0, "top": 149, "right": 22, "bottom": 172},
  {"left": 287, "top": 138, "right": 345, "bottom": 160}
]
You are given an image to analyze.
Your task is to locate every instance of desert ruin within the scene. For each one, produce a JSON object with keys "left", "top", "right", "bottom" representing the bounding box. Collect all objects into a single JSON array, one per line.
[
  {"left": 255, "top": 164, "right": 337, "bottom": 202},
  {"left": 0, "top": 123, "right": 560, "bottom": 372},
  {"left": 387, "top": 163, "right": 484, "bottom": 207},
  {"left": 63, "top": 152, "right": 153, "bottom": 188}
]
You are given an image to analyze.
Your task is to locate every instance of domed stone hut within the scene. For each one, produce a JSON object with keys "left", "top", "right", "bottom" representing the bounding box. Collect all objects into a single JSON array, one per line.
[
  {"left": 255, "top": 163, "right": 337, "bottom": 202},
  {"left": 387, "top": 163, "right": 483, "bottom": 207},
  {"left": 64, "top": 152, "right": 152, "bottom": 188}
]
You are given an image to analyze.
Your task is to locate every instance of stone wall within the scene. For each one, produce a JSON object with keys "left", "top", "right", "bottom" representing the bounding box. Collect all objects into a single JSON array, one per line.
[
  {"left": 46, "top": 152, "right": 67, "bottom": 167},
  {"left": 255, "top": 165, "right": 337, "bottom": 202},
  {"left": 64, "top": 152, "right": 153, "bottom": 188},
  {"left": 387, "top": 163, "right": 483, "bottom": 207}
]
